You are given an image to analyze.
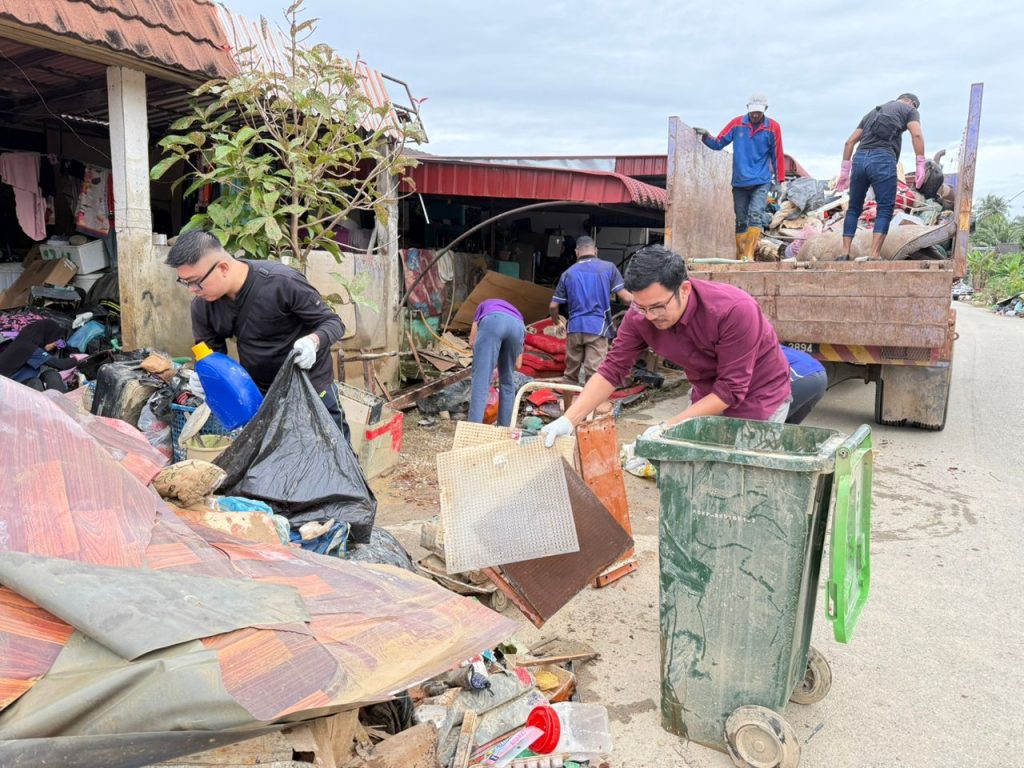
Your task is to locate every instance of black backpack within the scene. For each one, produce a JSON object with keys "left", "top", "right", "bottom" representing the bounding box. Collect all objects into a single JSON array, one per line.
[{"left": 865, "top": 105, "right": 905, "bottom": 143}]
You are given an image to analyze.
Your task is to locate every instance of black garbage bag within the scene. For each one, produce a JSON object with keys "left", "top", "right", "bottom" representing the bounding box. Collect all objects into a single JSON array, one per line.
[
  {"left": 346, "top": 528, "right": 416, "bottom": 572},
  {"left": 418, "top": 371, "right": 532, "bottom": 416},
  {"left": 215, "top": 353, "right": 377, "bottom": 543}
]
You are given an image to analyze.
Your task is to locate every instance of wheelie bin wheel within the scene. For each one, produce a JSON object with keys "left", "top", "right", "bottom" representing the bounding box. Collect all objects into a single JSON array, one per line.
[
  {"left": 790, "top": 646, "right": 833, "bottom": 705},
  {"left": 725, "top": 705, "right": 800, "bottom": 768},
  {"left": 487, "top": 589, "right": 510, "bottom": 612}
]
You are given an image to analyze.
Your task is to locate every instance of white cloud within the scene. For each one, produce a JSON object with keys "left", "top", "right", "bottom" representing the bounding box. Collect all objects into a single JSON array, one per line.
[{"left": 243, "top": 0, "right": 1023, "bottom": 209}]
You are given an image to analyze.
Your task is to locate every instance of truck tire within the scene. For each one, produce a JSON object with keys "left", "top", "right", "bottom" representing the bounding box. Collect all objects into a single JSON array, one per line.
[{"left": 874, "top": 362, "right": 952, "bottom": 431}]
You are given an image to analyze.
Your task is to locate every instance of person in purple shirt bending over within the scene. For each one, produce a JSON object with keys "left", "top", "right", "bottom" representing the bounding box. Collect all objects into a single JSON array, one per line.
[
  {"left": 468, "top": 298, "right": 525, "bottom": 426},
  {"left": 542, "top": 245, "right": 791, "bottom": 446}
]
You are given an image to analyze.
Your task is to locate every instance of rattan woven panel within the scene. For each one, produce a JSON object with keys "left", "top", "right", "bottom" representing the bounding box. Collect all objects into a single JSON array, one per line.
[
  {"left": 437, "top": 440, "right": 579, "bottom": 574},
  {"left": 452, "top": 421, "right": 576, "bottom": 465}
]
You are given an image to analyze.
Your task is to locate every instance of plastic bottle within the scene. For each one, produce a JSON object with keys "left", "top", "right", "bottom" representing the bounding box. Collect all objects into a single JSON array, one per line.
[
  {"left": 191, "top": 342, "right": 263, "bottom": 430},
  {"left": 526, "top": 703, "right": 613, "bottom": 761}
]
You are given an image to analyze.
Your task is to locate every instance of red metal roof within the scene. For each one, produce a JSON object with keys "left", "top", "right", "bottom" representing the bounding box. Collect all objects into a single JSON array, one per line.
[
  {"left": 409, "top": 158, "right": 667, "bottom": 210},
  {"left": 615, "top": 153, "right": 811, "bottom": 179},
  {"left": 0, "top": 0, "right": 235, "bottom": 80}
]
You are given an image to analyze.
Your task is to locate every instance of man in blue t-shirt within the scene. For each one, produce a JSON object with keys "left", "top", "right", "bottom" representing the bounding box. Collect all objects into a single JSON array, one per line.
[
  {"left": 782, "top": 345, "right": 827, "bottom": 424},
  {"left": 549, "top": 236, "right": 633, "bottom": 384}
]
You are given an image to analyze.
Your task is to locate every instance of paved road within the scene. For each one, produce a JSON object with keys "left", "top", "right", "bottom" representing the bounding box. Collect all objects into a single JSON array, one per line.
[{"left": 515, "top": 303, "right": 1023, "bottom": 767}]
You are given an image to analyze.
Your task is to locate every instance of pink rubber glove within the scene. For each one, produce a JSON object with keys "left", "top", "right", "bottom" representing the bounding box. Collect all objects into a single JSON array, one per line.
[
  {"left": 835, "top": 160, "right": 852, "bottom": 193},
  {"left": 914, "top": 155, "right": 927, "bottom": 189}
]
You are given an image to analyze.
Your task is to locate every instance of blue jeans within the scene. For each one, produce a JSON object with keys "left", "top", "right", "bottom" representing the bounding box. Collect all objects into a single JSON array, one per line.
[
  {"left": 732, "top": 183, "right": 770, "bottom": 233},
  {"left": 844, "top": 149, "right": 898, "bottom": 237},
  {"left": 469, "top": 313, "right": 525, "bottom": 426}
]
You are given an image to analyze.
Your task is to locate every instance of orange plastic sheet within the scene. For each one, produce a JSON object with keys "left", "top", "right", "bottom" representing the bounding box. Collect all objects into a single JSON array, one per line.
[{"left": 0, "top": 380, "right": 517, "bottom": 766}]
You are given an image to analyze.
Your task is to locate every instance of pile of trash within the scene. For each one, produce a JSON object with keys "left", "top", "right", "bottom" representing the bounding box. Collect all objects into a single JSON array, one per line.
[
  {"left": 754, "top": 152, "right": 956, "bottom": 263},
  {"left": 409, "top": 639, "right": 610, "bottom": 768},
  {"left": 0, "top": 375, "right": 520, "bottom": 767},
  {"left": 993, "top": 293, "right": 1024, "bottom": 317}
]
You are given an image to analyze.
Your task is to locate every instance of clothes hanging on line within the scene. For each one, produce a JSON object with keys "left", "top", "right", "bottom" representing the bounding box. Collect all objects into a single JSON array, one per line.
[{"left": 0, "top": 152, "right": 47, "bottom": 241}]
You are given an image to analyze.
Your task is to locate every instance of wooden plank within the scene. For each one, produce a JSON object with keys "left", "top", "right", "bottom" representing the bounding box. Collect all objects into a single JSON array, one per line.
[
  {"left": 691, "top": 269, "right": 953, "bottom": 299},
  {"left": 519, "top": 652, "right": 599, "bottom": 667},
  {"left": 952, "top": 83, "right": 984, "bottom": 279},
  {"left": 451, "top": 711, "right": 479, "bottom": 768},
  {"left": 388, "top": 368, "right": 473, "bottom": 410},
  {"left": 769, "top": 320, "right": 948, "bottom": 349},
  {"left": 773, "top": 297, "right": 950, "bottom": 325}
]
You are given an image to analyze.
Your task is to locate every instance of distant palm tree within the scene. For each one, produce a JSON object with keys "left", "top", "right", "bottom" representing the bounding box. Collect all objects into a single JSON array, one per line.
[
  {"left": 975, "top": 194, "right": 1010, "bottom": 222},
  {"left": 972, "top": 216, "right": 1023, "bottom": 248}
]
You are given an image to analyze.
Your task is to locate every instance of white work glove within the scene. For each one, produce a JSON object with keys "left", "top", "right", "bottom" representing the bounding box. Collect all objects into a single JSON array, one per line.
[
  {"left": 640, "top": 422, "right": 667, "bottom": 441},
  {"left": 187, "top": 370, "right": 205, "bottom": 398},
  {"left": 72, "top": 312, "right": 93, "bottom": 329},
  {"left": 293, "top": 335, "right": 318, "bottom": 370},
  {"left": 541, "top": 416, "right": 575, "bottom": 448}
]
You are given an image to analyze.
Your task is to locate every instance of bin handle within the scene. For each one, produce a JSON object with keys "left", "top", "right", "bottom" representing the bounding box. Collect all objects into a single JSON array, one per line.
[{"left": 511, "top": 381, "right": 585, "bottom": 428}]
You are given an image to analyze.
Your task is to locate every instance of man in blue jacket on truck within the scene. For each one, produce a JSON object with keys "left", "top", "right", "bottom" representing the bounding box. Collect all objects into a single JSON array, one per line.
[{"left": 695, "top": 93, "right": 786, "bottom": 262}]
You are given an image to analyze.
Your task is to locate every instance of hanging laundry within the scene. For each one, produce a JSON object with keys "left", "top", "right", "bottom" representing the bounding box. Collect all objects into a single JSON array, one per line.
[
  {"left": 75, "top": 164, "right": 112, "bottom": 237},
  {"left": 0, "top": 152, "right": 47, "bottom": 241}
]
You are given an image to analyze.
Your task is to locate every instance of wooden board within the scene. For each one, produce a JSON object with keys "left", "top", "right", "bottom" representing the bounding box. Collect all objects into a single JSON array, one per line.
[
  {"left": 689, "top": 266, "right": 954, "bottom": 349},
  {"left": 665, "top": 117, "right": 736, "bottom": 260},
  {"left": 450, "top": 270, "right": 554, "bottom": 329}
]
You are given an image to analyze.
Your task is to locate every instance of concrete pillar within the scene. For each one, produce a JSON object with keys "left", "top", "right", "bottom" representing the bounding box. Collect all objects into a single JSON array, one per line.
[
  {"left": 381, "top": 175, "right": 402, "bottom": 387},
  {"left": 108, "top": 66, "right": 191, "bottom": 355}
]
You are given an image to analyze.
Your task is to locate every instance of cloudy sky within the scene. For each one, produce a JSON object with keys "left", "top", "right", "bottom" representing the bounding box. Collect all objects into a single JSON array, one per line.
[{"left": 247, "top": 0, "right": 1024, "bottom": 214}]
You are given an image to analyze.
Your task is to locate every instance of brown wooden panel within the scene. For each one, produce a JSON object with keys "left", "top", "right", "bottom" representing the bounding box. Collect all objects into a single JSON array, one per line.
[
  {"left": 774, "top": 297, "right": 950, "bottom": 325},
  {"left": 769, "top": 321, "right": 948, "bottom": 348},
  {"left": 690, "top": 268, "right": 953, "bottom": 299},
  {"left": 666, "top": 117, "right": 736, "bottom": 260},
  {"left": 497, "top": 460, "right": 633, "bottom": 627}
]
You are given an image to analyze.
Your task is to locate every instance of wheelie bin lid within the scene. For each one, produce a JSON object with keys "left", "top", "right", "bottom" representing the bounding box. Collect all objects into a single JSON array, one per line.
[{"left": 635, "top": 416, "right": 845, "bottom": 473}]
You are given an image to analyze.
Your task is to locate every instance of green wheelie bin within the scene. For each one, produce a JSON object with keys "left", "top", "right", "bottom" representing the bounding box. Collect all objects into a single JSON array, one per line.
[{"left": 635, "top": 417, "right": 873, "bottom": 768}]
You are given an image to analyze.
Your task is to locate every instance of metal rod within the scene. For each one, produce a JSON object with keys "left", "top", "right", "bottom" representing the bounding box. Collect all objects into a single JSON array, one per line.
[{"left": 399, "top": 199, "right": 583, "bottom": 306}]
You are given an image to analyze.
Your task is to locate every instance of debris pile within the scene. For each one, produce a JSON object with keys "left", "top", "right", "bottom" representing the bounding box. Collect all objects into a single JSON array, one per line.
[
  {"left": 0, "top": 376, "right": 518, "bottom": 767},
  {"left": 754, "top": 153, "right": 957, "bottom": 262}
]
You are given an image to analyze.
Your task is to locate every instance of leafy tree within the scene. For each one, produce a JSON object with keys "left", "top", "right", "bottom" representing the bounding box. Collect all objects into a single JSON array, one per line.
[
  {"left": 152, "top": 0, "right": 421, "bottom": 268},
  {"left": 975, "top": 194, "right": 1009, "bottom": 222}
]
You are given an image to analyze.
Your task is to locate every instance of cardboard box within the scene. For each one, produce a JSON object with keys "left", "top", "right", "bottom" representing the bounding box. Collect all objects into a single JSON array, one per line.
[
  {"left": 0, "top": 257, "right": 77, "bottom": 310},
  {"left": 40, "top": 240, "right": 109, "bottom": 275},
  {"left": 352, "top": 408, "right": 403, "bottom": 480},
  {"left": 337, "top": 383, "right": 401, "bottom": 480}
]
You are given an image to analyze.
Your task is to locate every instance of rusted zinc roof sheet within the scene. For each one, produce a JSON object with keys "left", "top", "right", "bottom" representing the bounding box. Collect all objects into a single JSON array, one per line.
[
  {"left": 409, "top": 157, "right": 667, "bottom": 210},
  {"left": 0, "top": 380, "right": 516, "bottom": 765},
  {"left": 0, "top": 0, "right": 235, "bottom": 79}
]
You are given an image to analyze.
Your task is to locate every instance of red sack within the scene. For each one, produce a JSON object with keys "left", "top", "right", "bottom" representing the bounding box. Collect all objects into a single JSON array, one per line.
[{"left": 525, "top": 332, "right": 566, "bottom": 357}]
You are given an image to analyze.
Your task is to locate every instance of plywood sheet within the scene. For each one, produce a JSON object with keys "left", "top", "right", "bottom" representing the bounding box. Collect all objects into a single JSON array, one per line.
[
  {"left": 451, "top": 271, "right": 554, "bottom": 329},
  {"left": 498, "top": 459, "right": 633, "bottom": 625},
  {"left": 665, "top": 117, "right": 736, "bottom": 260}
]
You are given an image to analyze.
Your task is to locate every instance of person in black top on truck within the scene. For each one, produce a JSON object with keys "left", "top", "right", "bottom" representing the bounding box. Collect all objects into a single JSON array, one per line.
[
  {"left": 165, "top": 230, "right": 351, "bottom": 443},
  {"left": 833, "top": 93, "right": 926, "bottom": 262}
]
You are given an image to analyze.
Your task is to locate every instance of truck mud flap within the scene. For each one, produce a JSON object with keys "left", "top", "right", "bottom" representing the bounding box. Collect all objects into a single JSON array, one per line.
[{"left": 874, "top": 362, "right": 952, "bottom": 431}]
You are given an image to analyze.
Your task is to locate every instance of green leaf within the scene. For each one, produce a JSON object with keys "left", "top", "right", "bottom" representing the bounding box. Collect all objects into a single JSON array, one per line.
[
  {"left": 264, "top": 217, "right": 284, "bottom": 242},
  {"left": 169, "top": 115, "right": 197, "bottom": 131},
  {"left": 236, "top": 125, "right": 258, "bottom": 145},
  {"left": 180, "top": 213, "right": 210, "bottom": 234},
  {"left": 150, "top": 156, "right": 179, "bottom": 180}
]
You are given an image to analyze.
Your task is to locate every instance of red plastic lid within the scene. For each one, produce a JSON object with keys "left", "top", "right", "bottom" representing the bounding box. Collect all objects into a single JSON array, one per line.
[{"left": 527, "top": 705, "right": 561, "bottom": 754}]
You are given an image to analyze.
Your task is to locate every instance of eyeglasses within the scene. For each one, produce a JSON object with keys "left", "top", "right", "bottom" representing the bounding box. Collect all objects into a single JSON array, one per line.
[
  {"left": 177, "top": 261, "right": 223, "bottom": 291},
  {"left": 631, "top": 290, "right": 679, "bottom": 318}
]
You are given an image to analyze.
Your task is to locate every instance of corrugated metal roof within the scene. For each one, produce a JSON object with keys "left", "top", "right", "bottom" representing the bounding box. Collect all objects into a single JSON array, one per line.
[
  {"left": 409, "top": 158, "right": 667, "bottom": 210},
  {"left": 0, "top": 0, "right": 235, "bottom": 79}
]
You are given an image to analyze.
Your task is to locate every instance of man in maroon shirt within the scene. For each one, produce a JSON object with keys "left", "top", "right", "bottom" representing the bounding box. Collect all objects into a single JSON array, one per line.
[{"left": 542, "top": 245, "right": 791, "bottom": 446}]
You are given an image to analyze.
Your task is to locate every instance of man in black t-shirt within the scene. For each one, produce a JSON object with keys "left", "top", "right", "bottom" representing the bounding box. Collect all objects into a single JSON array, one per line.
[
  {"left": 165, "top": 230, "right": 351, "bottom": 443},
  {"left": 833, "top": 93, "right": 926, "bottom": 261}
]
